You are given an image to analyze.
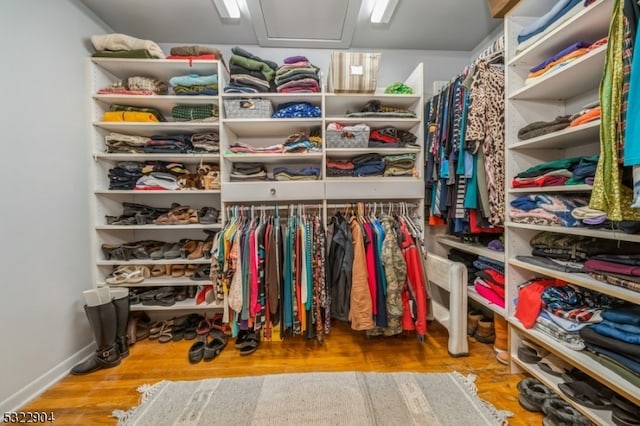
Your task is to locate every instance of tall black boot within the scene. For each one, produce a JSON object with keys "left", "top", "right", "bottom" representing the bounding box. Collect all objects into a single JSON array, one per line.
[
  {"left": 112, "top": 294, "right": 130, "bottom": 357},
  {"left": 71, "top": 302, "right": 121, "bottom": 375}
]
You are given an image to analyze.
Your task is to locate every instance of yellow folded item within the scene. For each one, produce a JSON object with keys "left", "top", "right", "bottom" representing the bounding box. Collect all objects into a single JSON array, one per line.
[{"left": 102, "top": 111, "right": 159, "bottom": 122}]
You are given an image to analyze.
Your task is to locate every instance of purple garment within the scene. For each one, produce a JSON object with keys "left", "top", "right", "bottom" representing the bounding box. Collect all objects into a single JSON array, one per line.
[
  {"left": 582, "top": 215, "right": 607, "bottom": 225},
  {"left": 585, "top": 258, "right": 640, "bottom": 276},
  {"left": 529, "top": 41, "right": 591, "bottom": 73},
  {"left": 284, "top": 56, "right": 308, "bottom": 64}
]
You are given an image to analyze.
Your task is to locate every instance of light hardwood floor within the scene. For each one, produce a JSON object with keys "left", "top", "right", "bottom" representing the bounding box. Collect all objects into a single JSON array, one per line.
[{"left": 20, "top": 320, "right": 542, "bottom": 425}]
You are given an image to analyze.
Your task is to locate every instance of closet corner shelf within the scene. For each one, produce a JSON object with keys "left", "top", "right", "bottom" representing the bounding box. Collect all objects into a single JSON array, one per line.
[
  {"left": 508, "top": 257, "right": 640, "bottom": 305},
  {"left": 467, "top": 286, "right": 506, "bottom": 317},
  {"left": 130, "top": 298, "right": 224, "bottom": 312},
  {"left": 90, "top": 58, "right": 219, "bottom": 81},
  {"left": 222, "top": 119, "right": 322, "bottom": 137},
  {"left": 508, "top": 120, "right": 600, "bottom": 150},
  {"left": 93, "top": 153, "right": 221, "bottom": 163},
  {"left": 508, "top": 45, "right": 606, "bottom": 101},
  {"left": 97, "top": 258, "right": 212, "bottom": 267},
  {"left": 507, "top": 0, "right": 613, "bottom": 67},
  {"left": 223, "top": 152, "right": 322, "bottom": 163},
  {"left": 325, "top": 147, "right": 421, "bottom": 158},
  {"left": 95, "top": 189, "right": 221, "bottom": 195},
  {"left": 95, "top": 223, "right": 222, "bottom": 231},
  {"left": 93, "top": 121, "right": 219, "bottom": 134},
  {"left": 506, "top": 221, "right": 640, "bottom": 244},
  {"left": 93, "top": 94, "right": 219, "bottom": 108},
  {"left": 435, "top": 235, "right": 505, "bottom": 262},
  {"left": 508, "top": 184, "right": 592, "bottom": 194},
  {"left": 509, "top": 317, "right": 640, "bottom": 409}
]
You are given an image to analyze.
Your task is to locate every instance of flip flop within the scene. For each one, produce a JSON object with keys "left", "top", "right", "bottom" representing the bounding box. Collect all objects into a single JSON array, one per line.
[
  {"left": 517, "top": 377, "right": 554, "bottom": 412},
  {"left": 518, "top": 341, "right": 549, "bottom": 364},
  {"left": 558, "top": 380, "right": 614, "bottom": 410}
]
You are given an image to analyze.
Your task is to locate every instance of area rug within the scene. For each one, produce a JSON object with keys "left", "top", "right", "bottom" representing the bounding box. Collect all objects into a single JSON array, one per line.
[{"left": 113, "top": 371, "right": 512, "bottom": 426}]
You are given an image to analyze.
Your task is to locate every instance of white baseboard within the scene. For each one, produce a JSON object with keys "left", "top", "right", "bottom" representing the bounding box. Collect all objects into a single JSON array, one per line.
[{"left": 0, "top": 344, "right": 94, "bottom": 413}]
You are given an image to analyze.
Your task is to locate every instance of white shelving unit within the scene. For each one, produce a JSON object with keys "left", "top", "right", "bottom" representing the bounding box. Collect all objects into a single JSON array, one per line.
[
  {"left": 89, "top": 57, "right": 223, "bottom": 314},
  {"left": 504, "top": 1, "right": 639, "bottom": 424},
  {"left": 89, "top": 57, "right": 426, "bottom": 316}
]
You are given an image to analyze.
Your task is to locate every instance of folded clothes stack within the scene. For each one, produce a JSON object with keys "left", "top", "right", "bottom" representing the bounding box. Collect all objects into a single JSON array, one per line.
[
  {"left": 108, "top": 162, "right": 144, "bottom": 190},
  {"left": 274, "top": 55, "right": 321, "bottom": 93},
  {"left": 104, "top": 132, "right": 149, "bottom": 153},
  {"left": 352, "top": 153, "right": 385, "bottom": 177},
  {"left": 368, "top": 127, "right": 418, "bottom": 149},
  {"left": 512, "top": 155, "right": 598, "bottom": 187},
  {"left": 169, "top": 73, "right": 219, "bottom": 96},
  {"left": 383, "top": 153, "right": 416, "bottom": 177},
  {"left": 171, "top": 104, "right": 219, "bottom": 122},
  {"left": 272, "top": 101, "right": 321, "bottom": 118},
  {"left": 167, "top": 45, "right": 222, "bottom": 61},
  {"left": 517, "top": 115, "right": 572, "bottom": 140},
  {"left": 225, "top": 46, "right": 278, "bottom": 93},
  {"left": 326, "top": 160, "right": 354, "bottom": 177},
  {"left": 91, "top": 33, "right": 165, "bottom": 59},
  {"left": 273, "top": 166, "right": 320, "bottom": 181},
  {"left": 103, "top": 104, "right": 166, "bottom": 122},
  {"left": 190, "top": 131, "right": 220, "bottom": 153},
  {"left": 98, "top": 76, "right": 168, "bottom": 96},
  {"left": 230, "top": 163, "right": 267, "bottom": 181},
  {"left": 283, "top": 128, "right": 322, "bottom": 152},
  {"left": 510, "top": 194, "right": 590, "bottom": 227},
  {"left": 346, "top": 100, "right": 417, "bottom": 118},
  {"left": 144, "top": 134, "right": 192, "bottom": 154}
]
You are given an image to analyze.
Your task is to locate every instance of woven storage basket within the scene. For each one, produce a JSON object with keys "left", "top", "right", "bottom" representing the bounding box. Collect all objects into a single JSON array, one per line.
[
  {"left": 224, "top": 98, "right": 273, "bottom": 119},
  {"left": 326, "top": 125, "right": 370, "bottom": 148}
]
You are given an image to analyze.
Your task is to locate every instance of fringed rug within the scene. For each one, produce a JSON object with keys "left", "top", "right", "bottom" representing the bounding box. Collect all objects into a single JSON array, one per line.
[{"left": 113, "top": 371, "right": 512, "bottom": 425}]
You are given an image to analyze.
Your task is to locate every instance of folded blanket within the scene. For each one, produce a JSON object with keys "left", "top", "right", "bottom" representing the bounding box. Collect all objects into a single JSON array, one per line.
[
  {"left": 102, "top": 111, "right": 159, "bottom": 122},
  {"left": 91, "top": 33, "right": 165, "bottom": 59}
]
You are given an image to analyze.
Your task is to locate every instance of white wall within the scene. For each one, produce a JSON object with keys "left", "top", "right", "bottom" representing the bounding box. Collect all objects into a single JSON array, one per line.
[
  {"left": 0, "top": 2, "right": 480, "bottom": 411},
  {"left": 0, "top": 0, "right": 109, "bottom": 412}
]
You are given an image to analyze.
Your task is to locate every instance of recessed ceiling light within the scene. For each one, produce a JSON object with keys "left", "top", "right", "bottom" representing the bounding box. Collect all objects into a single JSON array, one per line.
[{"left": 370, "top": 0, "right": 398, "bottom": 24}]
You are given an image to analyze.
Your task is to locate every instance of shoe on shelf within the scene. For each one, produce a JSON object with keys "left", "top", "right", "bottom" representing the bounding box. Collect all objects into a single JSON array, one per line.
[
  {"left": 473, "top": 317, "right": 495, "bottom": 344},
  {"left": 467, "top": 310, "right": 484, "bottom": 337},
  {"left": 517, "top": 377, "right": 555, "bottom": 412}
]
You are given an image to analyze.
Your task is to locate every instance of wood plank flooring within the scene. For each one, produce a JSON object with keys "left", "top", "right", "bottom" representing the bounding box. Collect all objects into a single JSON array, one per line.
[{"left": 19, "top": 321, "right": 542, "bottom": 425}]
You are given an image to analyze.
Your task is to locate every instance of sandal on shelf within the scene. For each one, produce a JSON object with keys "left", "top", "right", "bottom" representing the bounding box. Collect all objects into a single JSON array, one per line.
[
  {"left": 184, "top": 264, "right": 198, "bottom": 278},
  {"left": 157, "top": 320, "right": 174, "bottom": 344},
  {"left": 184, "top": 314, "right": 202, "bottom": 340},
  {"left": 537, "top": 354, "right": 570, "bottom": 377},
  {"left": 171, "top": 264, "right": 186, "bottom": 278},
  {"left": 517, "top": 377, "right": 554, "bottom": 412},
  {"left": 190, "top": 265, "right": 211, "bottom": 281},
  {"left": 150, "top": 264, "right": 165, "bottom": 277},
  {"left": 558, "top": 380, "right": 614, "bottom": 410},
  {"left": 541, "top": 398, "right": 593, "bottom": 426},
  {"left": 518, "top": 340, "right": 549, "bottom": 364},
  {"left": 203, "top": 329, "right": 227, "bottom": 361}
]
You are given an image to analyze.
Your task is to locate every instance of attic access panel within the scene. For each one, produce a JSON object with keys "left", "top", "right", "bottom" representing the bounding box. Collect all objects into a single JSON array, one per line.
[{"left": 247, "top": 0, "right": 362, "bottom": 48}]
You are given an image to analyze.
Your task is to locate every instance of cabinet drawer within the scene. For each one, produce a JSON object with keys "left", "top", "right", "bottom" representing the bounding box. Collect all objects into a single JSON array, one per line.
[
  {"left": 325, "top": 179, "right": 423, "bottom": 200},
  {"left": 222, "top": 181, "right": 324, "bottom": 202}
]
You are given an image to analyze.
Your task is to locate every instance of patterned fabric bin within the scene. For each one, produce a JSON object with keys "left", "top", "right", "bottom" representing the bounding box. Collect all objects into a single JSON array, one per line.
[
  {"left": 224, "top": 98, "right": 273, "bottom": 119},
  {"left": 328, "top": 52, "right": 381, "bottom": 94},
  {"left": 326, "top": 124, "right": 370, "bottom": 148}
]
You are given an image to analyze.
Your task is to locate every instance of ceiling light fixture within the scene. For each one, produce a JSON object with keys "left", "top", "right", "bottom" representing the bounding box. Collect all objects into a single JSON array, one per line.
[
  {"left": 370, "top": 0, "right": 398, "bottom": 24},
  {"left": 213, "top": 0, "right": 241, "bottom": 20}
]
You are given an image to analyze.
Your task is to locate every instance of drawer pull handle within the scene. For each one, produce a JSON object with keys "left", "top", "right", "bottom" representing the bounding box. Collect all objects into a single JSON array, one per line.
[{"left": 270, "top": 188, "right": 276, "bottom": 195}]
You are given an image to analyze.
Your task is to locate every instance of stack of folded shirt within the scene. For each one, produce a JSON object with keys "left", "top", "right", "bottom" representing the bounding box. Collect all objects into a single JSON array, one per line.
[
  {"left": 90, "top": 33, "right": 165, "bottom": 59},
  {"left": 352, "top": 153, "right": 385, "bottom": 177},
  {"left": 346, "top": 100, "right": 416, "bottom": 118},
  {"left": 326, "top": 160, "right": 354, "bottom": 177},
  {"left": 581, "top": 306, "right": 640, "bottom": 379},
  {"left": 143, "top": 135, "right": 192, "bottom": 154},
  {"left": 167, "top": 45, "right": 222, "bottom": 61},
  {"left": 272, "top": 101, "right": 321, "bottom": 118},
  {"left": 108, "top": 162, "right": 143, "bottom": 190},
  {"left": 274, "top": 55, "right": 321, "bottom": 93},
  {"left": 368, "top": 127, "right": 418, "bottom": 149},
  {"left": 103, "top": 104, "right": 166, "bottom": 122},
  {"left": 516, "top": 0, "right": 585, "bottom": 51},
  {"left": 510, "top": 194, "right": 590, "bottom": 227},
  {"left": 190, "top": 131, "right": 220, "bottom": 153},
  {"left": 135, "top": 172, "right": 180, "bottom": 190},
  {"left": 525, "top": 37, "right": 608, "bottom": 86},
  {"left": 230, "top": 163, "right": 267, "bottom": 181},
  {"left": 228, "top": 142, "right": 284, "bottom": 154},
  {"left": 585, "top": 256, "right": 640, "bottom": 293},
  {"left": 171, "top": 104, "right": 219, "bottom": 122},
  {"left": 225, "top": 47, "right": 278, "bottom": 93},
  {"left": 98, "top": 76, "right": 168, "bottom": 96},
  {"left": 104, "top": 132, "right": 149, "bottom": 153},
  {"left": 273, "top": 167, "right": 320, "bottom": 181},
  {"left": 283, "top": 131, "right": 320, "bottom": 153},
  {"left": 512, "top": 156, "right": 597, "bottom": 187},
  {"left": 382, "top": 153, "right": 416, "bottom": 177},
  {"left": 473, "top": 268, "right": 505, "bottom": 308},
  {"left": 517, "top": 115, "right": 572, "bottom": 140},
  {"left": 169, "top": 73, "right": 219, "bottom": 96},
  {"left": 569, "top": 100, "right": 601, "bottom": 128}
]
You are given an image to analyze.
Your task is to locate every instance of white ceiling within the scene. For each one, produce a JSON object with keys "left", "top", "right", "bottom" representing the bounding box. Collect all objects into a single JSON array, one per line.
[{"left": 76, "top": 0, "right": 502, "bottom": 51}]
